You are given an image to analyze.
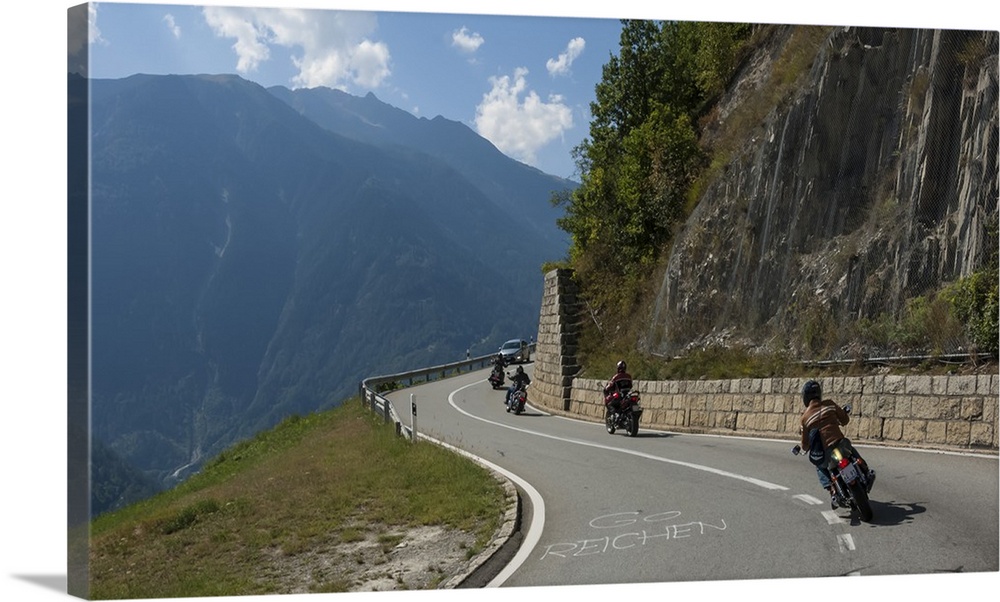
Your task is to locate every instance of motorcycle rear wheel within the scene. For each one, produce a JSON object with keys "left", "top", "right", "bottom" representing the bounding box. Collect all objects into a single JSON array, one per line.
[
  {"left": 605, "top": 410, "right": 616, "bottom": 434},
  {"left": 848, "top": 481, "right": 874, "bottom": 522},
  {"left": 626, "top": 412, "right": 639, "bottom": 437}
]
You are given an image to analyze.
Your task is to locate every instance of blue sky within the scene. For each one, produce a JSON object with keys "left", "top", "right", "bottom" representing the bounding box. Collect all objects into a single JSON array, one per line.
[
  {"left": 74, "top": 0, "right": 1000, "bottom": 181},
  {"left": 80, "top": 2, "right": 628, "bottom": 180}
]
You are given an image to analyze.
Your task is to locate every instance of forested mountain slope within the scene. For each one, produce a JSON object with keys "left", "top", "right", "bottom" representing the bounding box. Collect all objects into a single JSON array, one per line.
[{"left": 84, "top": 73, "right": 573, "bottom": 513}]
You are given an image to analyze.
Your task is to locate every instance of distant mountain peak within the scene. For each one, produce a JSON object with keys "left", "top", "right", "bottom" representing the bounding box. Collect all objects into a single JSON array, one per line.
[{"left": 86, "top": 72, "right": 570, "bottom": 508}]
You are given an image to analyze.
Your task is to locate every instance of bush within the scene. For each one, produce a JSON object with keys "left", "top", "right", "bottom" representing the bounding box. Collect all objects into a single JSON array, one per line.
[{"left": 944, "top": 271, "right": 999, "bottom": 356}]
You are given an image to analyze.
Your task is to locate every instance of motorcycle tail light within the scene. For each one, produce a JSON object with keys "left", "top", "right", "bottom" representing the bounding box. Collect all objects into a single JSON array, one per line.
[{"left": 838, "top": 457, "right": 850, "bottom": 469}]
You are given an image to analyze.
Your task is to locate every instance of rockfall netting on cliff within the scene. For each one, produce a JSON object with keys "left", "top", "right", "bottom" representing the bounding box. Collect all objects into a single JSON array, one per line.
[{"left": 647, "top": 26, "right": 998, "bottom": 361}]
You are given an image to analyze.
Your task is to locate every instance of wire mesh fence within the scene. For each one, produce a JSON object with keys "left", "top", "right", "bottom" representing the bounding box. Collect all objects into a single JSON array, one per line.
[{"left": 646, "top": 27, "right": 998, "bottom": 364}]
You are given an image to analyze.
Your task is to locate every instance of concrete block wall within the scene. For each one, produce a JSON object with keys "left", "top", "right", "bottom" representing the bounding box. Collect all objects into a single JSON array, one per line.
[{"left": 531, "top": 269, "right": 1000, "bottom": 452}]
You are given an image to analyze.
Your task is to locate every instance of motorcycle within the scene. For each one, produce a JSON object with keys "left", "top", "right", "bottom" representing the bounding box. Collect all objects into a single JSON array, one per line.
[
  {"left": 605, "top": 388, "right": 642, "bottom": 437},
  {"left": 792, "top": 404, "right": 877, "bottom": 522},
  {"left": 506, "top": 382, "right": 528, "bottom": 415},
  {"left": 488, "top": 365, "right": 505, "bottom": 389}
]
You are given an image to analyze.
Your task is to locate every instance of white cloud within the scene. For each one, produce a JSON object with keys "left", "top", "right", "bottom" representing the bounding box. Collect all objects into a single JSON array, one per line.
[
  {"left": 451, "top": 26, "right": 484, "bottom": 53},
  {"left": 546, "top": 37, "right": 585, "bottom": 77},
  {"left": 163, "top": 14, "right": 181, "bottom": 39},
  {"left": 345, "top": 39, "right": 392, "bottom": 88},
  {"left": 202, "top": 7, "right": 391, "bottom": 90},
  {"left": 474, "top": 67, "right": 574, "bottom": 166},
  {"left": 203, "top": 7, "right": 270, "bottom": 73},
  {"left": 87, "top": 3, "right": 106, "bottom": 47}
]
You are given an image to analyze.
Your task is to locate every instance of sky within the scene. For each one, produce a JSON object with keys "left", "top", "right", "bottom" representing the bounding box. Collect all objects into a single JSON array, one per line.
[
  {"left": 78, "top": 2, "right": 628, "bottom": 180},
  {"left": 72, "top": 0, "right": 1000, "bottom": 181},
  {"left": 4, "top": 2, "right": 1000, "bottom": 602}
]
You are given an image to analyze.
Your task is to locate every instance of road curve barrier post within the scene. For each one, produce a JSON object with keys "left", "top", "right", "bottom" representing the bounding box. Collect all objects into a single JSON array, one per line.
[{"left": 410, "top": 394, "right": 418, "bottom": 443}]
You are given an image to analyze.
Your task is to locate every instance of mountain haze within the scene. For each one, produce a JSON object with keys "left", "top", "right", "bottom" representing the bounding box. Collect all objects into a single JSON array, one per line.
[
  {"left": 267, "top": 85, "right": 574, "bottom": 251},
  {"left": 85, "top": 72, "right": 574, "bottom": 513}
]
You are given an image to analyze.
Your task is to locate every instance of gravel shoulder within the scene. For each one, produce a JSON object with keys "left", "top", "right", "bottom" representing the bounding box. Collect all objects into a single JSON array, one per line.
[{"left": 271, "top": 473, "right": 521, "bottom": 593}]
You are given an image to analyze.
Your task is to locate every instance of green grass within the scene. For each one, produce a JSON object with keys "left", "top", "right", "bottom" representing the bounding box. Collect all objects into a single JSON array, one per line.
[{"left": 88, "top": 399, "right": 506, "bottom": 599}]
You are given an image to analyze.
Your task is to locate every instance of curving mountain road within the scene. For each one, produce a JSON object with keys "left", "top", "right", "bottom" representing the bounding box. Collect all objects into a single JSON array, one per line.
[{"left": 386, "top": 365, "right": 999, "bottom": 591}]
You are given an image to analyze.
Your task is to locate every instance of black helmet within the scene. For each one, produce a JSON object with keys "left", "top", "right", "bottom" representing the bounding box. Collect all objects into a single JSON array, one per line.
[
  {"left": 516, "top": 366, "right": 524, "bottom": 375},
  {"left": 617, "top": 360, "right": 627, "bottom": 373},
  {"left": 802, "top": 380, "right": 821, "bottom": 406}
]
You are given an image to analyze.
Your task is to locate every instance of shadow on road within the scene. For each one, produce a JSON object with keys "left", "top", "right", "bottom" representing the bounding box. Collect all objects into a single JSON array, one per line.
[
  {"left": 632, "top": 431, "right": 675, "bottom": 439},
  {"left": 865, "top": 499, "right": 927, "bottom": 526},
  {"left": 602, "top": 431, "right": 675, "bottom": 439}
]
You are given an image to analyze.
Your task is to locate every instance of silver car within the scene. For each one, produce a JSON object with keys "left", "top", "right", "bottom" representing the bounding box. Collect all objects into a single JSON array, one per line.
[{"left": 499, "top": 339, "right": 531, "bottom": 365}]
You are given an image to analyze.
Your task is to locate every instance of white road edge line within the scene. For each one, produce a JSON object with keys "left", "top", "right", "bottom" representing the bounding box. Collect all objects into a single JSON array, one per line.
[
  {"left": 437, "top": 377, "right": 872, "bottom": 585},
  {"left": 552, "top": 399, "right": 996, "bottom": 458},
  {"left": 442, "top": 381, "right": 546, "bottom": 587},
  {"left": 451, "top": 379, "right": 788, "bottom": 491}
]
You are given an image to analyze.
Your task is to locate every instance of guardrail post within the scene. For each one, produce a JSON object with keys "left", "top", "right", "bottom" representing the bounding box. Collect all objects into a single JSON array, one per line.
[{"left": 410, "top": 394, "right": 417, "bottom": 443}]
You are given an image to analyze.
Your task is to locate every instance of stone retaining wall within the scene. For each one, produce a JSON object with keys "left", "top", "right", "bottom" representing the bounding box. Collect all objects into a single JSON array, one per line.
[
  {"left": 530, "top": 268, "right": 581, "bottom": 413},
  {"left": 532, "top": 269, "right": 999, "bottom": 452}
]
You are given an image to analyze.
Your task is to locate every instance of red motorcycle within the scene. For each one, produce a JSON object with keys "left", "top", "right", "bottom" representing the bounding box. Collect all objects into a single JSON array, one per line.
[
  {"left": 488, "top": 365, "right": 505, "bottom": 389},
  {"left": 605, "top": 387, "right": 642, "bottom": 437}
]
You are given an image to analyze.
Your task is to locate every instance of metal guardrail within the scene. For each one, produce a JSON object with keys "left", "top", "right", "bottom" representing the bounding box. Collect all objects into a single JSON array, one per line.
[{"left": 359, "top": 343, "right": 536, "bottom": 441}]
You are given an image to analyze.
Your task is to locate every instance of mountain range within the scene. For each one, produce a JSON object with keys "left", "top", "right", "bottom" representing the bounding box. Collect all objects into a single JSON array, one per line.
[{"left": 78, "top": 72, "right": 575, "bottom": 515}]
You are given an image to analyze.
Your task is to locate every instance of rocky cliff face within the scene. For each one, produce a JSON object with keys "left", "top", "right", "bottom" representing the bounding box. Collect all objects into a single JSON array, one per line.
[{"left": 645, "top": 26, "right": 998, "bottom": 359}]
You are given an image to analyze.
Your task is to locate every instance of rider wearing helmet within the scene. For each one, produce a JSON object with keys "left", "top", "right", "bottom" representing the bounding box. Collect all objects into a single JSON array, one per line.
[
  {"left": 492, "top": 351, "right": 506, "bottom": 375},
  {"left": 603, "top": 361, "right": 633, "bottom": 412},
  {"left": 505, "top": 365, "right": 531, "bottom": 409},
  {"left": 797, "top": 380, "right": 851, "bottom": 509}
]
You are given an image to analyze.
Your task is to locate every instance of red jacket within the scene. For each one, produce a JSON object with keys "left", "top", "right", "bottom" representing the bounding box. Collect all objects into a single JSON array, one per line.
[{"left": 604, "top": 372, "right": 633, "bottom": 397}]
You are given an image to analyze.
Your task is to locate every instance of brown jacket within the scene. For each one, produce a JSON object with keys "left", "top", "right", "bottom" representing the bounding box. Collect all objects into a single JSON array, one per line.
[{"left": 799, "top": 399, "right": 850, "bottom": 450}]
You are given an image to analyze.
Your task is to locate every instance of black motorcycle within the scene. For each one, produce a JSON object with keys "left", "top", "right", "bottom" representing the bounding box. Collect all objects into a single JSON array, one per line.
[
  {"left": 792, "top": 405, "right": 877, "bottom": 522},
  {"left": 488, "top": 366, "right": 505, "bottom": 389},
  {"left": 506, "top": 382, "right": 528, "bottom": 415},
  {"left": 605, "top": 388, "right": 642, "bottom": 437}
]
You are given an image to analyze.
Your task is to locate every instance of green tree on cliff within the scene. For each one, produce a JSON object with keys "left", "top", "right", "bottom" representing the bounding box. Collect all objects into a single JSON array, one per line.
[{"left": 554, "top": 19, "right": 752, "bottom": 322}]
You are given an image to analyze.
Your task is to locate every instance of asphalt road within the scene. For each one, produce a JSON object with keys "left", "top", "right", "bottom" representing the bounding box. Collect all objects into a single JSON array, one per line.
[{"left": 386, "top": 364, "right": 999, "bottom": 591}]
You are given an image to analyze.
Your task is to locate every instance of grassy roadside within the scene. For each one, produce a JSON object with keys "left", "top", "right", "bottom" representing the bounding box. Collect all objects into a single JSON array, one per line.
[{"left": 88, "top": 398, "right": 507, "bottom": 598}]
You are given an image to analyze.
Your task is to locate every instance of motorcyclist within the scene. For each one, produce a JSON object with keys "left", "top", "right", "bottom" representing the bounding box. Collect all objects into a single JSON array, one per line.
[
  {"left": 506, "top": 366, "right": 531, "bottom": 411},
  {"left": 793, "top": 380, "right": 870, "bottom": 509},
  {"left": 491, "top": 352, "right": 505, "bottom": 377},
  {"left": 603, "top": 360, "right": 633, "bottom": 413}
]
